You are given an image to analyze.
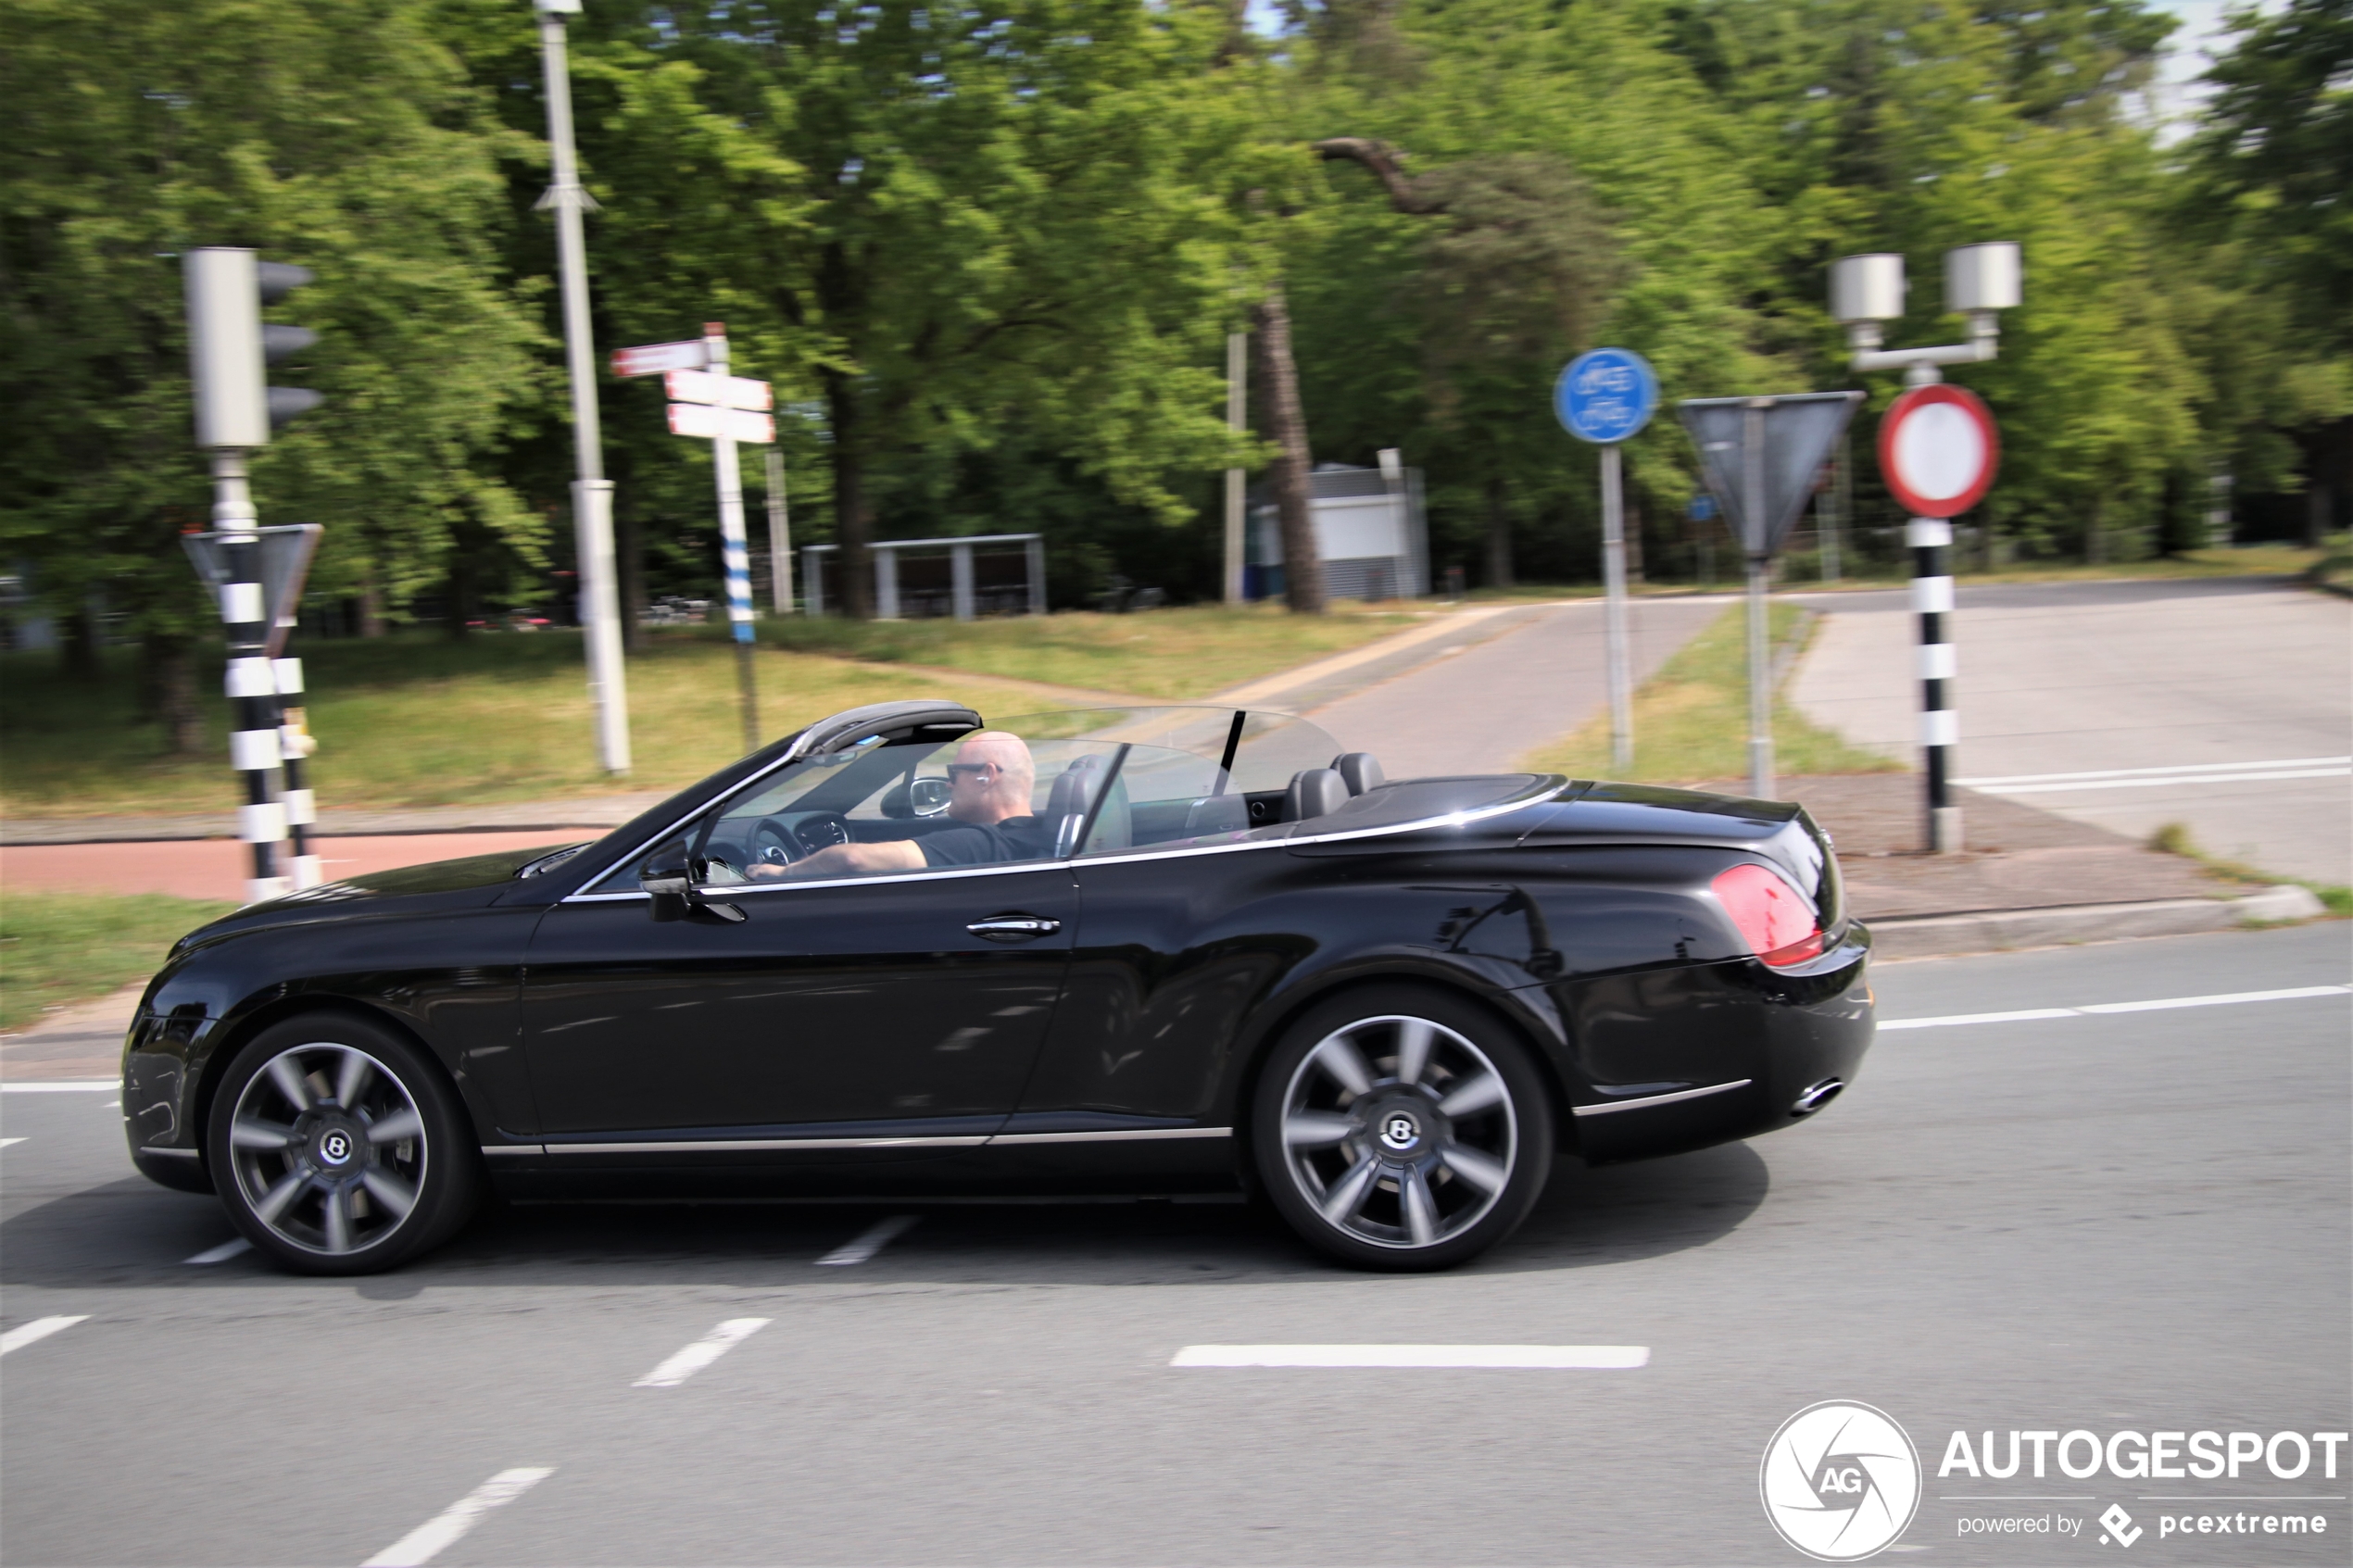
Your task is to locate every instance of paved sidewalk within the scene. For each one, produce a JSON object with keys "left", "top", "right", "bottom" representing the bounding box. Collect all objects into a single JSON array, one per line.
[
  {"left": 1787, "top": 577, "right": 2351, "bottom": 884},
  {"left": 1, "top": 984, "right": 143, "bottom": 1081}
]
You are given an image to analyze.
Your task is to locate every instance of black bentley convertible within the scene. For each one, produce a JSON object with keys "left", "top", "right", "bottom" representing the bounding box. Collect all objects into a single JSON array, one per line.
[{"left": 124, "top": 700, "right": 1874, "bottom": 1273}]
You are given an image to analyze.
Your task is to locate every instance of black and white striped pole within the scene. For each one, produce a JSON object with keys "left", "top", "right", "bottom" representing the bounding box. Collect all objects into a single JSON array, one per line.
[
  {"left": 185, "top": 247, "right": 326, "bottom": 899},
  {"left": 1831, "top": 244, "right": 2019, "bottom": 854},
  {"left": 212, "top": 457, "right": 289, "bottom": 901}
]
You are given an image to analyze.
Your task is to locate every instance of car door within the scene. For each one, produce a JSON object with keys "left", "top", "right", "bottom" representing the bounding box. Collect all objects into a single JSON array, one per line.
[{"left": 520, "top": 864, "right": 1077, "bottom": 1153}]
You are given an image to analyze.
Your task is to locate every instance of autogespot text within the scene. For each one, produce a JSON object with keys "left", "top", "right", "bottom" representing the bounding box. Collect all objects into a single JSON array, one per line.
[{"left": 1938, "top": 1428, "right": 2348, "bottom": 1481}]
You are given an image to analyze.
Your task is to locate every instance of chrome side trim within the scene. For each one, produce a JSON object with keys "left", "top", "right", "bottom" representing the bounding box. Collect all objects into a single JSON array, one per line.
[
  {"left": 559, "top": 779, "right": 1568, "bottom": 904},
  {"left": 541, "top": 1135, "right": 991, "bottom": 1154},
  {"left": 1572, "top": 1079, "right": 1753, "bottom": 1118},
  {"left": 139, "top": 1145, "right": 201, "bottom": 1159},
  {"left": 987, "top": 1126, "right": 1232, "bottom": 1146},
  {"left": 481, "top": 1144, "right": 547, "bottom": 1157}
]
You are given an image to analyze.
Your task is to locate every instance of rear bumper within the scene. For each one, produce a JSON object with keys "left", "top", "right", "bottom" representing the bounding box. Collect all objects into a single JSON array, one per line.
[{"left": 1550, "top": 922, "right": 1875, "bottom": 1163}]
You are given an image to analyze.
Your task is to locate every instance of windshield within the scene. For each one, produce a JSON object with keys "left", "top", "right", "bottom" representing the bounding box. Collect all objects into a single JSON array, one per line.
[{"left": 588, "top": 706, "right": 1351, "bottom": 891}]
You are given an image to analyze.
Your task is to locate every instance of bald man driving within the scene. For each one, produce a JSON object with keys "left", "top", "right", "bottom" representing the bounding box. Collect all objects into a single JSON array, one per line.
[{"left": 749, "top": 730, "right": 1047, "bottom": 880}]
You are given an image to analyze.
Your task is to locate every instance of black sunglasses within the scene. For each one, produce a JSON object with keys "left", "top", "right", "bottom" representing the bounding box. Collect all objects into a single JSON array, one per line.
[{"left": 944, "top": 761, "right": 998, "bottom": 782}]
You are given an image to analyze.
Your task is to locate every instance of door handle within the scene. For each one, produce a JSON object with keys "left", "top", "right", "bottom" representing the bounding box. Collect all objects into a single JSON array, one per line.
[{"left": 965, "top": 914, "right": 1062, "bottom": 942}]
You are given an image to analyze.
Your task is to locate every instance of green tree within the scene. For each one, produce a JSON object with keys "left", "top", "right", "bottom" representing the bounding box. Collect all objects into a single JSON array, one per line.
[{"left": 0, "top": 0, "right": 545, "bottom": 745}]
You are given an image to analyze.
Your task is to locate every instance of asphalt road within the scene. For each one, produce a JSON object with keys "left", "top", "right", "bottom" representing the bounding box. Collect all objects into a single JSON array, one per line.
[
  {"left": 1787, "top": 579, "right": 2352, "bottom": 884},
  {"left": 3, "top": 925, "right": 2347, "bottom": 1566},
  {"left": 1308, "top": 596, "right": 1733, "bottom": 778}
]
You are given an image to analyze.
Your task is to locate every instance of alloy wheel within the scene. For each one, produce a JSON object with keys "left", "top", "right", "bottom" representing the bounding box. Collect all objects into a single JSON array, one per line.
[
  {"left": 225, "top": 1043, "right": 428, "bottom": 1257},
  {"left": 1277, "top": 1013, "right": 1517, "bottom": 1250}
]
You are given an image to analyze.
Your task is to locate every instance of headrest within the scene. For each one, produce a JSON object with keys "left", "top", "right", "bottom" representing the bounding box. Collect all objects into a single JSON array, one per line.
[
  {"left": 1282, "top": 768, "right": 1351, "bottom": 823},
  {"left": 1330, "top": 752, "right": 1385, "bottom": 795},
  {"left": 1045, "top": 755, "right": 1104, "bottom": 820}
]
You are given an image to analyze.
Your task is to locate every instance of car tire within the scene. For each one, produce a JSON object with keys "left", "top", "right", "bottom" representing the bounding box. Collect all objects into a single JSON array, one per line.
[
  {"left": 206, "top": 1013, "right": 479, "bottom": 1275},
  {"left": 1251, "top": 985, "right": 1553, "bottom": 1272}
]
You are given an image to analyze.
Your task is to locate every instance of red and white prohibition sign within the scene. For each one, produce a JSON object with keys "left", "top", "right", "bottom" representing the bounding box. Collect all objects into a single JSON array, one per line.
[{"left": 1878, "top": 383, "right": 1999, "bottom": 518}]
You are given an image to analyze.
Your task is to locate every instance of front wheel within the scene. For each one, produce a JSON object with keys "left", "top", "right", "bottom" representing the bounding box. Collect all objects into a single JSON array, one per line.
[
  {"left": 206, "top": 1014, "right": 478, "bottom": 1275},
  {"left": 1251, "top": 986, "right": 1553, "bottom": 1272}
]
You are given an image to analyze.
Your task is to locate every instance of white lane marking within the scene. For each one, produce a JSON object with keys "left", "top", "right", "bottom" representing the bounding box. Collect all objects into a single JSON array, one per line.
[
  {"left": 1881, "top": 985, "right": 2351, "bottom": 1032},
  {"left": 185, "top": 1237, "right": 253, "bottom": 1265},
  {"left": 816, "top": 1213, "right": 918, "bottom": 1266},
  {"left": 1967, "top": 768, "right": 2348, "bottom": 795},
  {"left": 360, "top": 1466, "right": 555, "bottom": 1567},
  {"left": 0, "top": 1315, "right": 90, "bottom": 1356},
  {"left": 0, "top": 1081, "right": 117, "bottom": 1093},
  {"left": 0, "top": 1137, "right": 24, "bottom": 1149},
  {"left": 1957, "top": 756, "right": 2350, "bottom": 787},
  {"left": 633, "top": 1318, "right": 773, "bottom": 1387},
  {"left": 1172, "top": 1344, "right": 1650, "bottom": 1369}
]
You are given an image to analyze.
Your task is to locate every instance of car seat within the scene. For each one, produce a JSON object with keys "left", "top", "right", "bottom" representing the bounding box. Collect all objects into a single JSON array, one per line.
[
  {"left": 1281, "top": 768, "right": 1350, "bottom": 823},
  {"left": 1330, "top": 753, "right": 1385, "bottom": 795},
  {"left": 1045, "top": 756, "right": 1105, "bottom": 855}
]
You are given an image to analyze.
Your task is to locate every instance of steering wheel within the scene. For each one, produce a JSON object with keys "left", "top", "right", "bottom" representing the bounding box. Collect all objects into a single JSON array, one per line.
[{"left": 752, "top": 811, "right": 851, "bottom": 865}]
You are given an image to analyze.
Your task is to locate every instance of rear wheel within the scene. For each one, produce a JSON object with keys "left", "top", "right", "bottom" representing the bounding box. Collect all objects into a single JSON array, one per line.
[
  {"left": 1251, "top": 985, "right": 1552, "bottom": 1271},
  {"left": 206, "top": 1014, "right": 478, "bottom": 1275}
]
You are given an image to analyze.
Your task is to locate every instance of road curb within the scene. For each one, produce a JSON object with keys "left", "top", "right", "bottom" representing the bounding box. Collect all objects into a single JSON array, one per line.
[{"left": 1868, "top": 884, "right": 2327, "bottom": 960}]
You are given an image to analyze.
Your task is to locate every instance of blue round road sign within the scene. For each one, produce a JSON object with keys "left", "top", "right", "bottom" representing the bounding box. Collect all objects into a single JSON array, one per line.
[{"left": 1555, "top": 348, "right": 1657, "bottom": 444}]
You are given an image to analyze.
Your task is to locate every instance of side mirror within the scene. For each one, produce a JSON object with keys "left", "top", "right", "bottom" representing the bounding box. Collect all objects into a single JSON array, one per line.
[
  {"left": 639, "top": 841, "right": 749, "bottom": 924},
  {"left": 641, "top": 839, "right": 696, "bottom": 922},
  {"left": 909, "top": 776, "right": 951, "bottom": 816}
]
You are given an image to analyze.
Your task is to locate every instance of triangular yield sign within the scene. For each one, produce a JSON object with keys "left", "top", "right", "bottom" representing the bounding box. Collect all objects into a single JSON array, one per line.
[
  {"left": 1678, "top": 392, "right": 1862, "bottom": 558},
  {"left": 182, "top": 523, "right": 324, "bottom": 657}
]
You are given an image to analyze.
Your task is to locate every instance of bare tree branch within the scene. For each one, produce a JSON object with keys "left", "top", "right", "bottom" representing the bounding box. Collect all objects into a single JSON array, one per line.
[{"left": 1313, "top": 136, "right": 1447, "bottom": 215}]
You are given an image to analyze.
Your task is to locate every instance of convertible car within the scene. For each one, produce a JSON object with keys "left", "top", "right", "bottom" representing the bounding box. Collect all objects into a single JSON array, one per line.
[{"left": 123, "top": 699, "right": 1873, "bottom": 1274}]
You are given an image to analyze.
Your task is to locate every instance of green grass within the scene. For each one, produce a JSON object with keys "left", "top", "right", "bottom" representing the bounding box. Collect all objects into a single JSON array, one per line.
[
  {"left": 753, "top": 600, "right": 1420, "bottom": 694},
  {"left": 1518, "top": 601, "right": 1904, "bottom": 784},
  {"left": 0, "top": 891, "right": 236, "bottom": 1032},
  {"left": 2145, "top": 822, "right": 2352, "bottom": 917},
  {"left": 2, "top": 605, "right": 1421, "bottom": 819}
]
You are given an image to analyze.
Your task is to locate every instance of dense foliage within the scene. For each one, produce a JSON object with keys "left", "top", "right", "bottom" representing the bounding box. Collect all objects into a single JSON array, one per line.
[{"left": 2, "top": 0, "right": 2344, "bottom": 681}]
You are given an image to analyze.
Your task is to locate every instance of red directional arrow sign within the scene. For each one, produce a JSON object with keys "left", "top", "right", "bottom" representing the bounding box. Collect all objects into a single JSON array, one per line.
[{"left": 1878, "top": 383, "right": 1999, "bottom": 518}]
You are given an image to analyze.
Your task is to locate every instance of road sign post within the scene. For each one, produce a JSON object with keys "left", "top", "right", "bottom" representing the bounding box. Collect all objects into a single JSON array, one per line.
[
  {"left": 1678, "top": 391, "right": 1863, "bottom": 801},
  {"left": 1556, "top": 348, "right": 1658, "bottom": 774},
  {"left": 1881, "top": 383, "right": 1999, "bottom": 856},
  {"left": 1831, "top": 244, "right": 2019, "bottom": 852},
  {"left": 765, "top": 448, "right": 793, "bottom": 614},
  {"left": 618, "top": 328, "right": 774, "bottom": 754}
]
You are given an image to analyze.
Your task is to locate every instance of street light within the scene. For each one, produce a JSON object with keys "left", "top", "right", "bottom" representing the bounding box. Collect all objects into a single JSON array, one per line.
[{"left": 1829, "top": 240, "right": 2021, "bottom": 857}]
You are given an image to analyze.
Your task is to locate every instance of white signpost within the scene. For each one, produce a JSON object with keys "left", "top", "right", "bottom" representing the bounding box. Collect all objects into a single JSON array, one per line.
[{"left": 614, "top": 324, "right": 774, "bottom": 753}]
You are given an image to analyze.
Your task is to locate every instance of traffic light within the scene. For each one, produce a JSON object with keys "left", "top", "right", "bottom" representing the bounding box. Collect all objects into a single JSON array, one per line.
[{"left": 184, "top": 247, "right": 323, "bottom": 448}]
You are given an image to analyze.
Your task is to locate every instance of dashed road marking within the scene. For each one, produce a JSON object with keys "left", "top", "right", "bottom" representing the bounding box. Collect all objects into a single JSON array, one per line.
[
  {"left": 0, "top": 1081, "right": 116, "bottom": 1094},
  {"left": 1881, "top": 984, "right": 2350, "bottom": 1033},
  {"left": 1957, "top": 757, "right": 2351, "bottom": 793},
  {"left": 634, "top": 1318, "right": 773, "bottom": 1388},
  {"left": 360, "top": 1466, "right": 555, "bottom": 1567},
  {"left": 1172, "top": 1344, "right": 1650, "bottom": 1369},
  {"left": 185, "top": 1237, "right": 253, "bottom": 1265},
  {"left": 0, "top": 1315, "right": 90, "bottom": 1356},
  {"left": 0, "top": 1137, "right": 24, "bottom": 1149},
  {"left": 816, "top": 1213, "right": 918, "bottom": 1266}
]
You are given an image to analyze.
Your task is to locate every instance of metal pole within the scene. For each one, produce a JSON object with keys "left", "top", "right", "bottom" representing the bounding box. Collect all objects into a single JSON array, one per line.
[
  {"left": 274, "top": 655, "right": 320, "bottom": 890},
  {"left": 1600, "top": 443, "right": 1633, "bottom": 773},
  {"left": 1820, "top": 436, "right": 1843, "bottom": 583},
  {"left": 1913, "top": 518, "right": 1961, "bottom": 852},
  {"left": 1224, "top": 331, "right": 1247, "bottom": 605},
  {"left": 539, "top": 6, "right": 630, "bottom": 775},
  {"left": 765, "top": 447, "right": 793, "bottom": 613},
  {"left": 704, "top": 324, "right": 760, "bottom": 754},
  {"left": 1743, "top": 400, "right": 1773, "bottom": 799},
  {"left": 211, "top": 451, "right": 287, "bottom": 902}
]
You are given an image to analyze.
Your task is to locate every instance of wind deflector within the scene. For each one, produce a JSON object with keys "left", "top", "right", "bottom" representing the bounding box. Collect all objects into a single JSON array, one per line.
[{"left": 779, "top": 701, "right": 984, "bottom": 762}]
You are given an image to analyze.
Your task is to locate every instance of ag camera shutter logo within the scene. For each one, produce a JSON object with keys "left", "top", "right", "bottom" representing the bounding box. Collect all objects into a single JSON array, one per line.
[{"left": 1761, "top": 1401, "right": 1922, "bottom": 1561}]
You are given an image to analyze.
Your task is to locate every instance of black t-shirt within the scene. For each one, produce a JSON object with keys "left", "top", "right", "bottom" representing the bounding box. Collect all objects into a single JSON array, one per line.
[{"left": 917, "top": 814, "right": 1054, "bottom": 867}]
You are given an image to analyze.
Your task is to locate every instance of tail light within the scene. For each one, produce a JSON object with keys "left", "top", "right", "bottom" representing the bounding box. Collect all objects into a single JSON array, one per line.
[{"left": 1713, "top": 862, "right": 1823, "bottom": 967}]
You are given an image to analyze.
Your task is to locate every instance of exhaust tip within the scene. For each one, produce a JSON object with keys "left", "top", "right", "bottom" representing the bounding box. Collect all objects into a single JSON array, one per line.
[{"left": 1791, "top": 1078, "right": 1844, "bottom": 1118}]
